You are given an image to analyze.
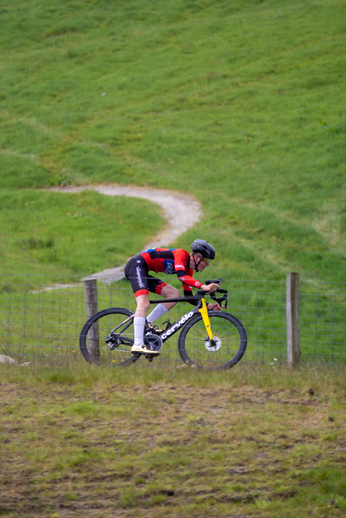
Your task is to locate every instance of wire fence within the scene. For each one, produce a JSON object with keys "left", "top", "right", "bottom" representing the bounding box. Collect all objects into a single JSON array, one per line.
[{"left": 0, "top": 273, "right": 345, "bottom": 368}]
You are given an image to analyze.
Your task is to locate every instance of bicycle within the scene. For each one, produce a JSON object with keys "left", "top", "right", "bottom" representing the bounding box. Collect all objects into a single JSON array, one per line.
[{"left": 79, "top": 278, "right": 247, "bottom": 371}]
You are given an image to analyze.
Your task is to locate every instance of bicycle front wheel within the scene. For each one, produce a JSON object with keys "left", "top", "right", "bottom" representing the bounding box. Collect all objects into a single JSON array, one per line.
[
  {"left": 79, "top": 307, "right": 140, "bottom": 367},
  {"left": 178, "top": 311, "right": 247, "bottom": 371}
]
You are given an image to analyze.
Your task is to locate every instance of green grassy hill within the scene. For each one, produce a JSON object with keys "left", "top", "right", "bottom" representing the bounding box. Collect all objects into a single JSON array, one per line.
[{"left": 1, "top": 0, "right": 345, "bottom": 281}]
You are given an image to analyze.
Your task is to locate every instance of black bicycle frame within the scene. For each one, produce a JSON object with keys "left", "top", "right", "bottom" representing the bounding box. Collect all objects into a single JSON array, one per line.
[
  {"left": 109, "top": 288, "right": 228, "bottom": 346},
  {"left": 154, "top": 305, "right": 200, "bottom": 341},
  {"left": 108, "top": 296, "right": 200, "bottom": 345}
]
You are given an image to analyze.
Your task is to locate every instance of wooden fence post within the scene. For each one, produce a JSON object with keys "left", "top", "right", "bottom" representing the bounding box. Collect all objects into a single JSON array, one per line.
[
  {"left": 83, "top": 278, "right": 99, "bottom": 359},
  {"left": 286, "top": 272, "right": 301, "bottom": 367}
]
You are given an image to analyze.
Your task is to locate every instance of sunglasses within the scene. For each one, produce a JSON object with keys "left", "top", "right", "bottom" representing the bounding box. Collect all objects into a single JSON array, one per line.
[{"left": 201, "top": 257, "right": 210, "bottom": 265}]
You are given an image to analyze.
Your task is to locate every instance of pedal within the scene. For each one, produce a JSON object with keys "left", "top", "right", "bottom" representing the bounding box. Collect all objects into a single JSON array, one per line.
[{"left": 145, "top": 353, "right": 160, "bottom": 360}]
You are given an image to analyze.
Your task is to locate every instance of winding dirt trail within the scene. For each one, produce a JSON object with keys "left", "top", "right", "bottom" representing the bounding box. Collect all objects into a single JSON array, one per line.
[{"left": 50, "top": 184, "right": 203, "bottom": 281}]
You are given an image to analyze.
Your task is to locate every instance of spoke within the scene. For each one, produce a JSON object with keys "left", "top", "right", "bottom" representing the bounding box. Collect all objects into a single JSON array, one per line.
[{"left": 181, "top": 314, "right": 242, "bottom": 369}]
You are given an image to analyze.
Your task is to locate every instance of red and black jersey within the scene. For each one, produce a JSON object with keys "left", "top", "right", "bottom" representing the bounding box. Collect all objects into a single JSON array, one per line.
[{"left": 140, "top": 248, "right": 203, "bottom": 294}]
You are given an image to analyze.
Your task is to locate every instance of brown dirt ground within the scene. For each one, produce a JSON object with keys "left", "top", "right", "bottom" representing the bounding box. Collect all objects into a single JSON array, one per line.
[{"left": 1, "top": 379, "right": 346, "bottom": 518}]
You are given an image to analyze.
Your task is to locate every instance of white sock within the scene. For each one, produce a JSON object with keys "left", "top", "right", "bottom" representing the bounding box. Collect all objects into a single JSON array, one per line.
[
  {"left": 147, "top": 304, "right": 169, "bottom": 324},
  {"left": 134, "top": 316, "right": 146, "bottom": 345}
]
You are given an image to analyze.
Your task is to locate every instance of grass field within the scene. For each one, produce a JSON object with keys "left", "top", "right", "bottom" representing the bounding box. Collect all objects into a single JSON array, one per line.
[
  {"left": 0, "top": 189, "right": 164, "bottom": 277},
  {"left": 1, "top": 0, "right": 345, "bottom": 283},
  {"left": 1, "top": 365, "right": 346, "bottom": 517},
  {"left": 1, "top": 3, "right": 346, "bottom": 515}
]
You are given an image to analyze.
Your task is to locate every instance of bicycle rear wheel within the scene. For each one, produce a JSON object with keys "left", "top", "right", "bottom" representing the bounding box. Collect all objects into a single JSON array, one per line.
[
  {"left": 178, "top": 311, "right": 247, "bottom": 371},
  {"left": 79, "top": 307, "right": 140, "bottom": 367}
]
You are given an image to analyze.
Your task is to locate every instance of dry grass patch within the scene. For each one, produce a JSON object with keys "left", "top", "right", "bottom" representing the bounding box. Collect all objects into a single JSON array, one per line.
[{"left": 1, "top": 366, "right": 346, "bottom": 517}]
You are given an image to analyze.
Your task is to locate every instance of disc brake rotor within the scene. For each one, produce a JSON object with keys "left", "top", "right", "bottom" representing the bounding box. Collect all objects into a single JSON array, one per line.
[{"left": 204, "top": 336, "right": 222, "bottom": 352}]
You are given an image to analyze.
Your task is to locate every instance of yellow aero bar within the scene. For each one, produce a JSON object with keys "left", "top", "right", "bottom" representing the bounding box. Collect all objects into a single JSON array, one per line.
[{"left": 198, "top": 298, "right": 213, "bottom": 340}]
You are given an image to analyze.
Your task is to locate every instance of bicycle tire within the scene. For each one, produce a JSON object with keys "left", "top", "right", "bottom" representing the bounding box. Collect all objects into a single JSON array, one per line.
[
  {"left": 79, "top": 307, "right": 140, "bottom": 367},
  {"left": 178, "top": 310, "right": 247, "bottom": 371}
]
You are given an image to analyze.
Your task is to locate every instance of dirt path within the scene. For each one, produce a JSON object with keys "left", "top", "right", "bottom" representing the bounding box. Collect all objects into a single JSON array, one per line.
[{"left": 49, "top": 184, "right": 203, "bottom": 281}]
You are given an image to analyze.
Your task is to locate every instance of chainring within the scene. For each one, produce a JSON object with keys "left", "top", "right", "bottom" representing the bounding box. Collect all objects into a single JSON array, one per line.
[{"left": 144, "top": 333, "right": 163, "bottom": 352}]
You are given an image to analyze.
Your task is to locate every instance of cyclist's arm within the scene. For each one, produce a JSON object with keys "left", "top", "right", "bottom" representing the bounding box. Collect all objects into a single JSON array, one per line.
[
  {"left": 200, "top": 283, "right": 220, "bottom": 293},
  {"left": 207, "top": 302, "right": 222, "bottom": 311},
  {"left": 176, "top": 270, "right": 203, "bottom": 289},
  {"left": 201, "top": 283, "right": 222, "bottom": 310},
  {"left": 178, "top": 271, "right": 221, "bottom": 309},
  {"left": 175, "top": 269, "right": 201, "bottom": 306}
]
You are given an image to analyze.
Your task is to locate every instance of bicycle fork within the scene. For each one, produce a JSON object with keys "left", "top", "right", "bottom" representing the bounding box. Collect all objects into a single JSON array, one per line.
[{"left": 198, "top": 298, "right": 213, "bottom": 340}]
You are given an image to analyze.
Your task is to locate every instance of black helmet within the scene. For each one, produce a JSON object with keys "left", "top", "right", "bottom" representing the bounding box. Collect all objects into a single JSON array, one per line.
[{"left": 191, "top": 239, "right": 215, "bottom": 260}]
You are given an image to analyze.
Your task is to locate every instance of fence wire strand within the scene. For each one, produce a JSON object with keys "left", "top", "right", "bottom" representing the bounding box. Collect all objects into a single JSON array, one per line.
[{"left": 0, "top": 274, "right": 345, "bottom": 367}]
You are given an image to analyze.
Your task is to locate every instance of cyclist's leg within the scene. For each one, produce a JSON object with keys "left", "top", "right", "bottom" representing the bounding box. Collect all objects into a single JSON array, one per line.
[
  {"left": 146, "top": 281, "right": 180, "bottom": 324},
  {"left": 132, "top": 294, "right": 151, "bottom": 349},
  {"left": 160, "top": 284, "right": 181, "bottom": 310},
  {"left": 125, "top": 256, "right": 151, "bottom": 348}
]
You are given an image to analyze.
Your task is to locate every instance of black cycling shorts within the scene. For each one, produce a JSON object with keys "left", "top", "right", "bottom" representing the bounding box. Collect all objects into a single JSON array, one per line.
[{"left": 124, "top": 255, "right": 167, "bottom": 297}]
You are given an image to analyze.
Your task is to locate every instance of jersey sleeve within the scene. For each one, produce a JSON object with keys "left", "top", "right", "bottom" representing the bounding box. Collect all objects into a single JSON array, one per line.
[
  {"left": 173, "top": 249, "right": 203, "bottom": 289},
  {"left": 176, "top": 270, "right": 203, "bottom": 289}
]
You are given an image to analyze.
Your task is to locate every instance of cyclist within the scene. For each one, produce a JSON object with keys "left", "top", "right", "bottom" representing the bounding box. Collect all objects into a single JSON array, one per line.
[{"left": 124, "top": 239, "right": 221, "bottom": 355}]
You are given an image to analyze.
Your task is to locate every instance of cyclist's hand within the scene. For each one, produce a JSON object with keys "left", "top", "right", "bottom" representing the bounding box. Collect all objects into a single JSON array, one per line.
[
  {"left": 201, "top": 283, "right": 220, "bottom": 294},
  {"left": 207, "top": 302, "right": 222, "bottom": 311}
]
